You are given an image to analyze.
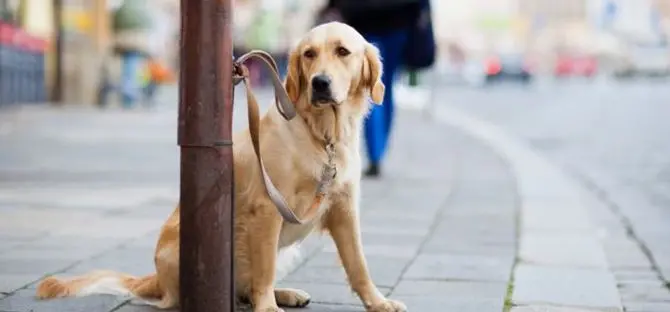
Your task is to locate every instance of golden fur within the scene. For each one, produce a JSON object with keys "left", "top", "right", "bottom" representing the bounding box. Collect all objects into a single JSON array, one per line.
[{"left": 36, "top": 22, "right": 406, "bottom": 312}]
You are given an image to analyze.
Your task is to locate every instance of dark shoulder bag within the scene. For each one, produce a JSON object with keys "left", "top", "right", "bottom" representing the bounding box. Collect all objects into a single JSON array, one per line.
[{"left": 404, "top": 0, "right": 436, "bottom": 70}]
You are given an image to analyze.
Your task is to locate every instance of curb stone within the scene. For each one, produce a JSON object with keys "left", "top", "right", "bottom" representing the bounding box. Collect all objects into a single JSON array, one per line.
[{"left": 434, "top": 107, "right": 623, "bottom": 311}]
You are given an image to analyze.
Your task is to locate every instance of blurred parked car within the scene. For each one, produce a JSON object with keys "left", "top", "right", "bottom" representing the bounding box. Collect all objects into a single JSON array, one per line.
[
  {"left": 554, "top": 54, "right": 598, "bottom": 78},
  {"left": 484, "top": 54, "right": 533, "bottom": 84},
  {"left": 435, "top": 58, "right": 491, "bottom": 87},
  {"left": 614, "top": 44, "right": 670, "bottom": 78}
]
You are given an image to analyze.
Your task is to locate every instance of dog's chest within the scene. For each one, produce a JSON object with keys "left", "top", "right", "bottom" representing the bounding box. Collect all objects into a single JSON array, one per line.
[
  {"left": 278, "top": 185, "right": 350, "bottom": 249},
  {"left": 298, "top": 142, "right": 359, "bottom": 188},
  {"left": 276, "top": 187, "right": 337, "bottom": 248},
  {"left": 331, "top": 142, "right": 360, "bottom": 185},
  {"left": 277, "top": 144, "right": 358, "bottom": 248}
]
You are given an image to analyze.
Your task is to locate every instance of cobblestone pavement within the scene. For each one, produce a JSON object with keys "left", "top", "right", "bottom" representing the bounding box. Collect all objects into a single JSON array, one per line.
[
  {"left": 432, "top": 79, "right": 670, "bottom": 312},
  {"left": 0, "top": 85, "right": 636, "bottom": 311}
]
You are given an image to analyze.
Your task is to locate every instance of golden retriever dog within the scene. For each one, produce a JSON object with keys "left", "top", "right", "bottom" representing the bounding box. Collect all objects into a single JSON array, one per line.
[{"left": 35, "top": 22, "right": 406, "bottom": 312}]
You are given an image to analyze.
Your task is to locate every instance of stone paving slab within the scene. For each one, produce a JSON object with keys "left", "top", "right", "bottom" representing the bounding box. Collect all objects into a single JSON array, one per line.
[
  {"left": 510, "top": 306, "right": 618, "bottom": 312},
  {"left": 623, "top": 301, "right": 670, "bottom": 312},
  {"left": 512, "top": 264, "right": 621, "bottom": 309},
  {"left": 519, "top": 233, "right": 608, "bottom": 268},
  {"left": 392, "top": 280, "right": 508, "bottom": 298},
  {"left": 283, "top": 259, "right": 406, "bottom": 289},
  {"left": 403, "top": 254, "right": 513, "bottom": 283},
  {"left": 387, "top": 296, "right": 503, "bottom": 312}
]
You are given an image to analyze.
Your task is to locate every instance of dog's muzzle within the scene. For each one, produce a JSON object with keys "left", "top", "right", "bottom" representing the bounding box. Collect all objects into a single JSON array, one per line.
[{"left": 310, "top": 74, "right": 335, "bottom": 106}]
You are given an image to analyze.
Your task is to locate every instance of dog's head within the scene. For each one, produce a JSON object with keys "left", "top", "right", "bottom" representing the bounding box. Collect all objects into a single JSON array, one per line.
[{"left": 285, "top": 22, "right": 385, "bottom": 108}]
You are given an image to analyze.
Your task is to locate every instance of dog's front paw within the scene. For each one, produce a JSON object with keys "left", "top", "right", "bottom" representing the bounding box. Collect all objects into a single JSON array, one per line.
[
  {"left": 367, "top": 299, "right": 407, "bottom": 312},
  {"left": 275, "top": 288, "right": 311, "bottom": 308}
]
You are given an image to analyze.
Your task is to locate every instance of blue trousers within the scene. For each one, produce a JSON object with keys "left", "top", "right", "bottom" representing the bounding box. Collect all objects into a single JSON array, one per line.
[
  {"left": 363, "top": 31, "right": 408, "bottom": 165},
  {"left": 120, "top": 51, "right": 146, "bottom": 108}
]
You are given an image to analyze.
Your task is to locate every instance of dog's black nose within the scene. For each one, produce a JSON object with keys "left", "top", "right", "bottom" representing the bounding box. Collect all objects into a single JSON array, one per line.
[{"left": 311, "top": 75, "right": 331, "bottom": 93}]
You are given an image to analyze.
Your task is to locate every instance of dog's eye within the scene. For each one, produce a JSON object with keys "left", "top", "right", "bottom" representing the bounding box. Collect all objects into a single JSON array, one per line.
[
  {"left": 336, "top": 47, "right": 350, "bottom": 57},
  {"left": 303, "top": 49, "right": 316, "bottom": 59}
]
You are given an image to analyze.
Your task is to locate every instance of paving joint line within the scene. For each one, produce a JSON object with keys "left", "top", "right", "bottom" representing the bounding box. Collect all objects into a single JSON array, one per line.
[
  {"left": 565, "top": 166, "right": 670, "bottom": 291},
  {"left": 385, "top": 138, "right": 460, "bottom": 295},
  {"left": 454, "top": 129, "right": 522, "bottom": 312},
  {"left": 502, "top": 152, "right": 522, "bottom": 312},
  {"left": 106, "top": 299, "right": 132, "bottom": 312}
]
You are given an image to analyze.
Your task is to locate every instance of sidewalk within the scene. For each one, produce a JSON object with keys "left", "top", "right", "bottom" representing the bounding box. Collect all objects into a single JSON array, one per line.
[{"left": 0, "top": 86, "right": 643, "bottom": 312}]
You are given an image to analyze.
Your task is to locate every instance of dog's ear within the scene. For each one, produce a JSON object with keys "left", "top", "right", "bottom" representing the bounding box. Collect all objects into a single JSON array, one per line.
[
  {"left": 363, "top": 43, "right": 385, "bottom": 104},
  {"left": 285, "top": 48, "right": 302, "bottom": 103}
]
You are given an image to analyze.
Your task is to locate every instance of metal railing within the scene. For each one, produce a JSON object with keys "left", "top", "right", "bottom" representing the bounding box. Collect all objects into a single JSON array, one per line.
[{"left": 0, "top": 22, "right": 47, "bottom": 106}]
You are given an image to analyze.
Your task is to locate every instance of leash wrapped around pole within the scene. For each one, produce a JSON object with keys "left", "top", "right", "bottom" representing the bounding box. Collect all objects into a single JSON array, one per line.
[
  {"left": 232, "top": 51, "right": 296, "bottom": 120},
  {"left": 233, "top": 50, "right": 336, "bottom": 225}
]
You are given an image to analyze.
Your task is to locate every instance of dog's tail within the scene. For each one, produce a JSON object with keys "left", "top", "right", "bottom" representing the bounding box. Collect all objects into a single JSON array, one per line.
[{"left": 36, "top": 270, "right": 162, "bottom": 301}]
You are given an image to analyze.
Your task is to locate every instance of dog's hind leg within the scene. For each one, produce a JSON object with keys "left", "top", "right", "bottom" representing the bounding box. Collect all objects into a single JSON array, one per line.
[{"left": 247, "top": 203, "right": 284, "bottom": 312}]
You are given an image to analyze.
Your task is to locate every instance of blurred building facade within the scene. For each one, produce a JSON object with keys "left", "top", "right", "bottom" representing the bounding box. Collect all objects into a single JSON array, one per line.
[
  {"left": 519, "top": 0, "right": 586, "bottom": 22},
  {"left": 3, "top": 0, "right": 324, "bottom": 105},
  {"left": 1, "top": 0, "right": 180, "bottom": 106},
  {"left": 56, "top": 0, "right": 179, "bottom": 105},
  {"left": 432, "top": 0, "right": 670, "bottom": 72}
]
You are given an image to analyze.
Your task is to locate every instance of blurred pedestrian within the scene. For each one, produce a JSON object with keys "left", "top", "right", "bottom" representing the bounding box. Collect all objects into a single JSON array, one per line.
[
  {"left": 325, "top": 0, "right": 435, "bottom": 178},
  {"left": 314, "top": 0, "right": 343, "bottom": 26},
  {"left": 143, "top": 56, "right": 175, "bottom": 105},
  {"left": 110, "top": 0, "right": 153, "bottom": 109}
]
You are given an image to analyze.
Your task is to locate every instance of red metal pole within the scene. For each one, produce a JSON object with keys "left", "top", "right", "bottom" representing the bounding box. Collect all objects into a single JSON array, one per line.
[{"left": 178, "top": 0, "right": 235, "bottom": 311}]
